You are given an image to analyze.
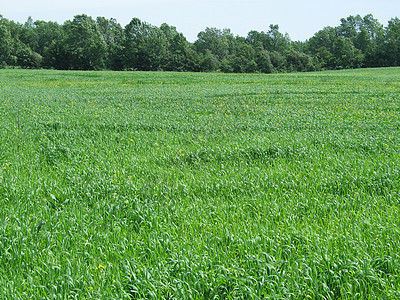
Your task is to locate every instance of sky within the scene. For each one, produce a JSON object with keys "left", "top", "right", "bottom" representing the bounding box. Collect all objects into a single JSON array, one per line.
[{"left": 1, "top": 0, "right": 399, "bottom": 42}]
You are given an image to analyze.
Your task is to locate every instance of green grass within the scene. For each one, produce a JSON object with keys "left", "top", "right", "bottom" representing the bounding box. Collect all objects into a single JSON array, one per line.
[{"left": 0, "top": 68, "right": 400, "bottom": 299}]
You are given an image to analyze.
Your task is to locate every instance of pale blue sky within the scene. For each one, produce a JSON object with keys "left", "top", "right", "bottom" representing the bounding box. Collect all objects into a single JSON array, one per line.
[{"left": 2, "top": 0, "right": 399, "bottom": 42}]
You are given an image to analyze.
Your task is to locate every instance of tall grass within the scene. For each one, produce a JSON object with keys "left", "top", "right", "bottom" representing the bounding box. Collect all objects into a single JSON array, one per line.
[{"left": 0, "top": 68, "right": 399, "bottom": 299}]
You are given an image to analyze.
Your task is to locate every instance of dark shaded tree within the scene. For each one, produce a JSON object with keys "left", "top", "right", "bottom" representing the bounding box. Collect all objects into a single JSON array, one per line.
[
  {"left": 160, "top": 23, "right": 191, "bottom": 71},
  {"left": 0, "top": 16, "right": 15, "bottom": 66},
  {"left": 267, "top": 24, "right": 291, "bottom": 53},
  {"left": 53, "top": 14, "right": 107, "bottom": 70},
  {"left": 270, "top": 51, "right": 286, "bottom": 71},
  {"left": 305, "top": 26, "right": 337, "bottom": 69},
  {"left": 383, "top": 17, "right": 400, "bottom": 66},
  {"left": 0, "top": 13, "right": 399, "bottom": 72},
  {"left": 199, "top": 49, "right": 219, "bottom": 72},
  {"left": 195, "top": 27, "right": 233, "bottom": 61},
  {"left": 285, "top": 49, "right": 315, "bottom": 72},
  {"left": 254, "top": 46, "right": 274, "bottom": 73},
  {"left": 96, "top": 17, "right": 124, "bottom": 70},
  {"left": 246, "top": 30, "right": 274, "bottom": 52},
  {"left": 124, "top": 18, "right": 167, "bottom": 70},
  {"left": 331, "top": 37, "right": 363, "bottom": 69}
]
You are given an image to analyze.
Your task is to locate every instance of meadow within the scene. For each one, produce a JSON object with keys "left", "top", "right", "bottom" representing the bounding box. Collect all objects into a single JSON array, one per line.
[{"left": 0, "top": 68, "right": 399, "bottom": 299}]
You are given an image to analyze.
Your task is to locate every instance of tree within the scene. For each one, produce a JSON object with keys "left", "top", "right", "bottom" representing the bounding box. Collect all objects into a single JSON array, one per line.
[
  {"left": 15, "top": 41, "right": 42, "bottom": 68},
  {"left": 0, "top": 17, "right": 14, "bottom": 66},
  {"left": 185, "top": 46, "right": 202, "bottom": 72},
  {"left": 331, "top": 37, "right": 363, "bottom": 69},
  {"left": 384, "top": 17, "right": 400, "bottom": 66},
  {"left": 160, "top": 23, "right": 191, "bottom": 71},
  {"left": 306, "top": 25, "right": 352, "bottom": 69},
  {"left": 306, "top": 26, "right": 337, "bottom": 54},
  {"left": 285, "top": 49, "right": 315, "bottom": 72},
  {"left": 1, "top": 13, "right": 399, "bottom": 72},
  {"left": 267, "top": 24, "right": 291, "bottom": 52},
  {"left": 254, "top": 46, "right": 274, "bottom": 73},
  {"left": 229, "top": 37, "right": 257, "bottom": 73},
  {"left": 358, "top": 15, "right": 383, "bottom": 53},
  {"left": 96, "top": 17, "right": 124, "bottom": 70},
  {"left": 269, "top": 51, "right": 286, "bottom": 71},
  {"left": 124, "top": 18, "right": 167, "bottom": 70},
  {"left": 60, "top": 14, "right": 107, "bottom": 70},
  {"left": 246, "top": 30, "right": 273, "bottom": 52},
  {"left": 19, "top": 17, "right": 39, "bottom": 52},
  {"left": 22, "top": 20, "right": 63, "bottom": 68},
  {"left": 194, "top": 27, "right": 233, "bottom": 60},
  {"left": 338, "top": 15, "right": 362, "bottom": 41},
  {"left": 199, "top": 49, "right": 218, "bottom": 72}
]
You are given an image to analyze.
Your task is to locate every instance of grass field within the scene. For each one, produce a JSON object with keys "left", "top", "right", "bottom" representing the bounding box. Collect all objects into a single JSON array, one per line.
[{"left": 0, "top": 68, "right": 400, "bottom": 299}]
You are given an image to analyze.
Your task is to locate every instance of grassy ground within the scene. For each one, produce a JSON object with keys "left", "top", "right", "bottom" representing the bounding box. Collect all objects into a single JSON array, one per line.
[{"left": 0, "top": 68, "right": 400, "bottom": 299}]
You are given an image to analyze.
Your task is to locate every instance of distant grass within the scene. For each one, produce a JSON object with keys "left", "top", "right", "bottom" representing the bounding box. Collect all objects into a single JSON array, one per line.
[{"left": 0, "top": 68, "right": 400, "bottom": 299}]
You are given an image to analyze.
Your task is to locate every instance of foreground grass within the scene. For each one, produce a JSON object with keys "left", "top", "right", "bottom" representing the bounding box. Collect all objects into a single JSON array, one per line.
[{"left": 0, "top": 68, "right": 400, "bottom": 299}]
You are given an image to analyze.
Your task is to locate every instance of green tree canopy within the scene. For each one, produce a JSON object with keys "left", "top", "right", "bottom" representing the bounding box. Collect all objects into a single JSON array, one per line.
[
  {"left": 58, "top": 14, "right": 107, "bottom": 70},
  {"left": 124, "top": 18, "right": 168, "bottom": 71}
]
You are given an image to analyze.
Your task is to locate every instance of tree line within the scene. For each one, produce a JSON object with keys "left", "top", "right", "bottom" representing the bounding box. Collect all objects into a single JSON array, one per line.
[{"left": 0, "top": 14, "right": 399, "bottom": 72}]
